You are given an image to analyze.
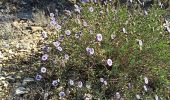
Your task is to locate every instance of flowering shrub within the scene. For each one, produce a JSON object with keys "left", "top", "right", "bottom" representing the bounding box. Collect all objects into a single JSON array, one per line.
[{"left": 30, "top": 1, "right": 170, "bottom": 99}]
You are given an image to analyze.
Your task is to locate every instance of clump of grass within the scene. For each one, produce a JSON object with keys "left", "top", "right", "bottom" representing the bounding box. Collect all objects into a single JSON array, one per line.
[{"left": 2, "top": 1, "right": 170, "bottom": 99}]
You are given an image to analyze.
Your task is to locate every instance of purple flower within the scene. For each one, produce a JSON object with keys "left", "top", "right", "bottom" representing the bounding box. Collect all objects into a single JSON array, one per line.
[
  {"left": 107, "top": 59, "right": 112, "bottom": 66},
  {"left": 41, "top": 54, "right": 48, "bottom": 61},
  {"left": 56, "top": 24, "right": 61, "bottom": 30},
  {"left": 65, "top": 30, "right": 71, "bottom": 36},
  {"left": 53, "top": 41, "right": 60, "bottom": 47},
  {"left": 78, "top": 81, "right": 83, "bottom": 88},
  {"left": 35, "top": 74, "right": 42, "bottom": 81},
  {"left": 86, "top": 47, "right": 94, "bottom": 55},
  {"left": 59, "top": 91, "right": 65, "bottom": 97},
  {"left": 57, "top": 46, "right": 63, "bottom": 51},
  {"left": 41, "top": 46, "right": 50, "bottom": 52},
  {"left": 96, "top": 33, "right": 102, "bottom": 41},
  {"left": 89, "top": 6, "right": 94, "bottom": 12},
  {"left": 40, "top": 67, "right": 46, "bottom": 73},
  {"left": 41, "top": 31, "right": 48, "bottom": 38},
  {"left": 93, "top": 0, "right": 97, "bottom": 3},
  {"left": 58, "top": 34, "right": 64, "bottom": 41},
  {"left": 52, "top": 80, "right": 58, "bottom": 86},
  {"left": 50, "top": 19, "right": 57, "bottom": 26}
]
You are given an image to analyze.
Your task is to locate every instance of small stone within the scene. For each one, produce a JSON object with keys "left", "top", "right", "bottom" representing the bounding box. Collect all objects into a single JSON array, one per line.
[
  {"left": 0, "top": 76, "right": 5, "bottom": 81},
  {"left": 2, "top": 81, "right": 9, "bottom": 88},
  {"left": 17, "top": 11, "right": 32, "bottom": 20},
  {"left": 22, "top": 77, "right": 34, "bottom": 85},
  {"left": 15, "top": 87, "right": 29, "bottom": 95},
  {"left": 6, "top": 75, "right": 15, "bottom": 81}
]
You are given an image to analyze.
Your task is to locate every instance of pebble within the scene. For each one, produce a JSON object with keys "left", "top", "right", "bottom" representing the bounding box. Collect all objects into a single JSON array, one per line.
[
  {"left": 0, "top": 76, "right": 5, "bottom": 81},
  {"left": 22, "top": 77, "right": 34, "bottom": 85},
  {"left": 15, "top": 87, "right": 29, "bottom": 95}
]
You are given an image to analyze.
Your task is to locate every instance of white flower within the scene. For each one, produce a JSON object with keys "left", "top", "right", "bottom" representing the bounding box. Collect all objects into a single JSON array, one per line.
[
  {"left": 100, "top": 78, "right": 104, "bottom": 83},
  {"left": 40, "top": 67, "right": 46, "bottom": 73},
  {"left": 78, "top": 81, "right": 83, "bottom": 88},
  {"left": 89, "top": 30, "right": 93, "bottom": 34},
  {"left": 129, "top": 0, "right": 132, "bottom": 3},
  {"left": 122, "top": 28, "right": 127, "bottom": 33},
  {"left": 144, "top": 10, "right": 148, "bottom": 15},
  {"left": 64, "top": 54, "right": 69, "bottom": 60},
  {"left": 85, "top": 97, "right": 90, "bottom": 100},
  {"left": 138, "top": 40, "right": 143, "bottom": 46},
  {"left": 83, "top": 20, "right": 88, "bottom": 27},
  {"left": 111, "top": 34, "right": 116, "bottom": 40},
  {"left": 104, "top": 80, "right": 107, "bottom": 85},
  {"left": 50, "top": 13, "right": 54, "bottom": 17},
  {"left": 166, "top": 26, "right": 170, "bottom": 33},
  {"left": 143, "top": 85, "right": 148, "bottom": 92},
  {"left": 89, "top": 6, "right": 94, "bottom": 12},
  {"left": 57, "top": 46, "right": 62, "bottom": 51},
  {"left": 107, "top": 59, "right": 112, "bottom": 66},
  {"left": 136, "top": 39, "right": 143, "bottom": 46},
  {"left": 69, "top": 79, "right": 74, "bottom": 85},
  {"left": 65, "top": 30, "right": 71, "bottom": 36},
  {"left": 155, "top": 95, "right": 159, "bottom": 100},
  {"left": 41, "top": 54, "right": 48, "bottom": 61},
  {"left": 74, "top": 4, "right": 81, "bottom": 13},
  {"left": 116, "top": 92, "right": 121, "bottom": 99},
  {"left": 128, "top": 82, "right": 132, "bottom": 89},
  {"left": 96, "top": 34, "right": 102, "bottom": 41},
  {"left": 59, "top": 91, "right": 65, "bottom": 97},
  {"left": 52, "top": 80, "right": 58, "bottom": 86},
  {"left": 53, "top": 41, "right": 60, "bottom": 47},
  {"left": 100, "top": 10, "right": 104, "bottom": 14},
  {"left": 144, "top": 77, "right": 149, "bottom": 84},
  {"left": 75, "top": 33, "right": 80, "bottom": 38},
  {"left": 86, "top": 84, "right": 91, "bottom": 89},
  {"left": 136, "top": 94, "right": 141, "bottom": 99}
]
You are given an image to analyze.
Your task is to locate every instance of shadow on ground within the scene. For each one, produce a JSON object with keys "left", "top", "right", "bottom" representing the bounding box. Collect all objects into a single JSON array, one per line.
[{"left": 1, "top": 0, "right": 75, "bottom": 20}]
